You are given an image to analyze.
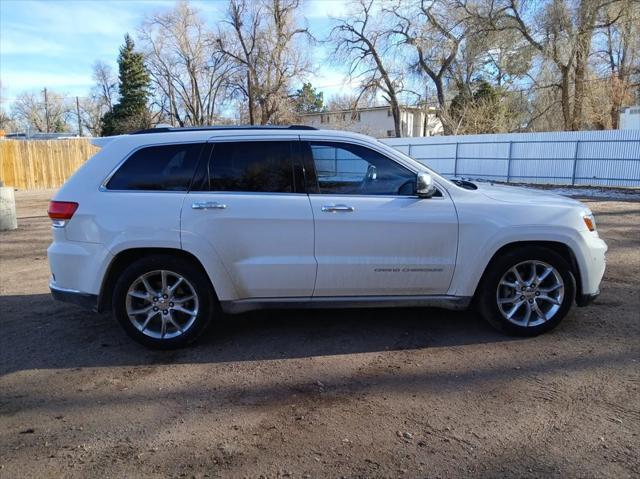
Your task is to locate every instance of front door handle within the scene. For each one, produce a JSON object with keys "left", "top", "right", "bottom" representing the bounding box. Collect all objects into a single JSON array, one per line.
[
  {"left": 321, "top": 204, "right": 355, "bottom": 213},
  {"left": 191, "top": 201, "right": 227, "bottom": 210}
]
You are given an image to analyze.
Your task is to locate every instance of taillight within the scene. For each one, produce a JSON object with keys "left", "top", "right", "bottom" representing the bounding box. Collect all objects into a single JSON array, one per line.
[{"left": 48, "top": 201, "right": 78, "bottom": 226}]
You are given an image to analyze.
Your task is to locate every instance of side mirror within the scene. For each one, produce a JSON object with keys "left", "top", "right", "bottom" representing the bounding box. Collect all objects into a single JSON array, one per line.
[{"left": 416, "top": 172, "right": 437, "bottom": 198}]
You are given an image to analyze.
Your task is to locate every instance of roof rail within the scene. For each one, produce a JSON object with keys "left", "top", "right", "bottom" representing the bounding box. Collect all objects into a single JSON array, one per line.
[{"left": 130, "top": 125, "right": 317, "bottom": 135}]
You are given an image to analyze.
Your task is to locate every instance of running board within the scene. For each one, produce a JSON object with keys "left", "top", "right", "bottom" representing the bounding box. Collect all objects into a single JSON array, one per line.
[{"left": 220, "top": 295, "right": 472, "bottom": 314}]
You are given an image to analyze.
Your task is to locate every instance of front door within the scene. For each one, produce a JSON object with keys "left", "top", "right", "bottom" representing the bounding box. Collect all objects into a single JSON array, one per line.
[
  {"left": 181, "top": 139, "right": 316, "bottom": 299},
  {"left": 302, "top": 140, "right": 458, "bottom": 297}
]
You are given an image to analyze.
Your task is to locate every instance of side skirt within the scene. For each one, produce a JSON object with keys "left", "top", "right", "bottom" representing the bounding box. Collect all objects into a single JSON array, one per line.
[{"left": 220, "top": 295, "right": 472, "bottom": 315}]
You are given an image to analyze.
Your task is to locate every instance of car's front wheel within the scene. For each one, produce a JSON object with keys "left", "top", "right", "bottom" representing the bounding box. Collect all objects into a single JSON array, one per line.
[
  {"left": 112, "top": 254, "right": 216, "bottom": 349},
  {"left": 478, "top": 246, "right": 575, "bottom": 335}
]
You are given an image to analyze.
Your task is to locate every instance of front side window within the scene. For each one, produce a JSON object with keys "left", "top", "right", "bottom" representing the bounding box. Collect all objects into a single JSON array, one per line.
[
  {"left": 202, "top": 141, "right": 296, "bottom": 193},
  {"left": 306, "top": 141, "right": 416, "bottom": 196},
  {"left": 106, "top": 143, "right": 204, "bottom": 191}
]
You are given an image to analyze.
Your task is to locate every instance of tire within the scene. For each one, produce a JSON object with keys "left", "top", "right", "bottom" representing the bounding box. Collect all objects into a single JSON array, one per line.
[
  {"left": 477, "top": 246, "right": 575, "bottom": 336},
  {"left": 112, "top": 254, "right": 216, "bottom": 349}
]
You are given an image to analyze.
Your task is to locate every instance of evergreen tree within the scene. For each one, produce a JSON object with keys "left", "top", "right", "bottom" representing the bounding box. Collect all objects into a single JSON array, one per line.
[
  {"left": 101, "top": 34, "right": 151, "bottom": 135},
  {"left": 294, "top": 83, "right": 324, "bottom": 113},
  {"left": 449, "top": 79, "right": 502, "bottom": 133}
]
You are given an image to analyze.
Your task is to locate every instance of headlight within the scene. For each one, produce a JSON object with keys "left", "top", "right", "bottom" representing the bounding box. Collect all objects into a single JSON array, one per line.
[{"left": 583, "top": 212, "right": 596, "bottom": 232}]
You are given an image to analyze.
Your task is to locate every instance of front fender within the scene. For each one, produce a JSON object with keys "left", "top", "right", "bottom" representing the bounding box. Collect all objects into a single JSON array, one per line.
[{"left": 448, "top": 225, "right": 587, "bottom": 298}]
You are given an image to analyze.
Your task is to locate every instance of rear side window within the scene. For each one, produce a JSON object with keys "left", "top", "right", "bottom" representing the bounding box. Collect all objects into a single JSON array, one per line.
[
  {"left": 106, "top": 143, "right": 204, "bottom": 191},
  {"left": 201, "top": 141, "right": 296, "bottom": 193}
]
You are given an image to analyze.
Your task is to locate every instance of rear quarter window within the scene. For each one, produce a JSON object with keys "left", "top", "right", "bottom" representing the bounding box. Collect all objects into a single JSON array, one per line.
[{"left": 106, "top": 143, "right": 204, "bottom": 191}]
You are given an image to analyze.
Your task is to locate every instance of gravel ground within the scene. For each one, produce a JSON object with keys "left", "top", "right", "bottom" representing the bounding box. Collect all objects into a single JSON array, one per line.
[{"left": 1, "top": 189, "right": 639, "bottom": 478}]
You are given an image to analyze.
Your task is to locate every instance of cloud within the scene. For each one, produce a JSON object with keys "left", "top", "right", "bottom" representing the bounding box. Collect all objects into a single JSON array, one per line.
[
  {"left": 0, "top": 28, "right": 65, "bottom": 56},
  {"left": 305, "top": 66, "right": 361, "bottom": 99},
  {"left": 303, "top": 0, "right": 350, "bottom": 19},
  {"left": 1, "top": 71, "right": 94, "bottom": 97},
  {"left": 0, "top": 0, "right": 353, "bottom": 106},
  {"left": 9, "top": 1, "right": 140, "bottom": 36}
]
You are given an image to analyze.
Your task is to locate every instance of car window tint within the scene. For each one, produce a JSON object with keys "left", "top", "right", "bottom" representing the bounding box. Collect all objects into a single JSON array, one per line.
[
  {"left": 308, "top": 141, "right": 415, "bottom": 196},
  {"left": 208, "top": 141, "right": 295, "bottom": 193},
  {"left": 107, "top": 143, "right": 203, "bottom": 191}
]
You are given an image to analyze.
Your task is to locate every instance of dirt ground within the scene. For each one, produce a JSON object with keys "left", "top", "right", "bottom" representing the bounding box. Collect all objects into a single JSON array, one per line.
[{"left": 1, "top": 189, "right": 638, "bottom": 479}]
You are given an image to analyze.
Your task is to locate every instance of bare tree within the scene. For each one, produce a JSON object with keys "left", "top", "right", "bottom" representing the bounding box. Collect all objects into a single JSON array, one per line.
[
  {"left": 77, "top": 62, "right": 119, "bottom": 136},
  {"left": 78, "top": 96, "right": 105, "bottom": 136},
  {"left": 11, "top": 90, "right": 71, "bottom": 132},
  {"left": 217, "top": 0, "right": 311, "bottom": 125},
  {"left": 325, "top": 91, "right": 377, "bottom": 111},
  {"left": 140, "top": 1, "right": 236, "bottom": 126},
  {"left": 92, "top": 61, "right": 117, "bottom": 113},
  {"left": 595, "top": 0, "right": 640, "bottom": 127},
  {"left": 388, "top": 0, "right": 469, "bottom": 135},
  {"left": 0, "top": 80, "right": 18, "bottom": 132},
  {"left": 332, "top": 0, "right": 406, "bottom": 137},
  {"left": 216, "top": 0, "right": 261, "bottom": 124},
  {"left": 465, "top": 0, "right": 627, "bottom": 130}
]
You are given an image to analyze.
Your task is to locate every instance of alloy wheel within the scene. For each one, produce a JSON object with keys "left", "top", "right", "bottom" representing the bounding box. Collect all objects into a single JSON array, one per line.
[
  {"left": 496, "top": 260, "right": 565, "bottom": 328},
  {"left": 125, "top": 270, "right": 199, "bottom": 339}
]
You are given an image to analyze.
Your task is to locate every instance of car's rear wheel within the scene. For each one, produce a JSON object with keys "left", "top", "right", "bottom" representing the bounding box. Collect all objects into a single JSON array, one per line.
[
  {"left": 478, "top": 246, "right": 575, "bottom": 335},
  {"left": 112, "top": 254, "right": 215, "bottom": 349}
]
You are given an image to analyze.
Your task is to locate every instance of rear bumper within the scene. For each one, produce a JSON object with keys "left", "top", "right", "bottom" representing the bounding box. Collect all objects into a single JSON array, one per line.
[
  {"left": 50, "top": 280, "right": 98, "bottom": 311},
  {"left": 47, "top": 240, "right": 113, "bottom": 297}
]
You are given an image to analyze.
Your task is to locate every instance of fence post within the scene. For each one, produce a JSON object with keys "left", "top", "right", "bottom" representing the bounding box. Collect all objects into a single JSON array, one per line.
[
  {"left": 571, "top": 140, "right": 580, "bottom": 185},
  {"left": 453, "top": 142, "right": 458, "bottom": 177},
  {"left": 506, "top": 141, "right": 513, "bottom": 183}
]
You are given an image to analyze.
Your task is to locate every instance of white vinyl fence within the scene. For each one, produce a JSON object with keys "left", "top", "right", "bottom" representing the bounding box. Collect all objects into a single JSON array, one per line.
[{"left": 383, "top": 129, "right": 640, "bottom": 187}]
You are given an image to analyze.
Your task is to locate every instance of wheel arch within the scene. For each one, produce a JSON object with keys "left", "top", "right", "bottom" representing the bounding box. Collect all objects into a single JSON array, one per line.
[
  {"left": 472, "top": 240, "right": 582, "bottom": 303},
  {"left": 97, "top": 247, "right": 216, "bottom": 312}
]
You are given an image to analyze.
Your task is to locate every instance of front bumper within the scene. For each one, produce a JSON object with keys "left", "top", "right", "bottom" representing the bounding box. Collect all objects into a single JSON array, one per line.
[
  {"left": 576, "top": 290, "right": 599, "bottom": 307},
  {"left": 50, "top": 280, "right": 98, "bottom": 311},
  {"left": 576, "top": 232, "right": 607, "bottom": 297}
]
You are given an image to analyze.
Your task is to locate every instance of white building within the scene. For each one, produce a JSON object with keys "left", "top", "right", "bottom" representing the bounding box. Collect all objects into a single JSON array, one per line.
[
  {"left": 299, "top": 106, "right": 443, "bottom": 138},
  {"left": 619, "top": 106, "right": 640, "bottom": 130}
]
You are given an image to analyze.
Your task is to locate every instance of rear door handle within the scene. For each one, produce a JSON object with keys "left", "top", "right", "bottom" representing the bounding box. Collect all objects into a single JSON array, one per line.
[
  {"left": 191, "top": 201, "right": 227, "bottom": 210},
  {"left": 321, "top": 204, "right": 355, "bottom": 213}
]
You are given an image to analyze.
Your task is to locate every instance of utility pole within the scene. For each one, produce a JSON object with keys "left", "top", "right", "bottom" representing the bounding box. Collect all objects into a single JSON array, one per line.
[
  {"left": 75, "top": 96, "right": 83, "bottom": 137},
  {"left": 43, "top": 88, "right": 50, "bottom": 133}
]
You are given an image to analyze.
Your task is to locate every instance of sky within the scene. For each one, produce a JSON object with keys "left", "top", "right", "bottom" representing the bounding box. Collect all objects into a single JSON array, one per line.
[{"left": 0, "top": 0, "right": 355, "bottom": 109}]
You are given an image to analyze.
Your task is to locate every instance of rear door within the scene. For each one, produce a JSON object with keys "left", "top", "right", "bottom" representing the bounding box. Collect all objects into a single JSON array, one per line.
[
  {"left": 302, "top": 139, "right": 458, "bottom": 297},
  {"left": 180, "top": 138, "right": 316, "bottom": 299}
]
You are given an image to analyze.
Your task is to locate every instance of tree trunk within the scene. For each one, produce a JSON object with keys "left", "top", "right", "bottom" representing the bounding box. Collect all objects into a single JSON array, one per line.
[
  {"left": 571, "top": 1, "right": 598, "bottom": 131},
  {"left": 434, "top": 80, "right": 453, "bottom": 135},
  {"left": 572, "top": 47, "right": 587, "bottom": 131},
  {"left": 388, "top": 92, "right": 402, "bottom": 137},
  {"left": 560, "top": 66, "right": 572, "bottom": 130},
  {"left": 247, "top": 71, "right": 255, "bottom": 125}
]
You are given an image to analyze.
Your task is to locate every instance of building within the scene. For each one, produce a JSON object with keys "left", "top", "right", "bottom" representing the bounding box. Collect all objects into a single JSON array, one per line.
[
  {"left": 299, "top": 105, "right": 443, "bottom": 138},
  {"left": 619, "top": 106, "right": 640, "bottom": 130}
]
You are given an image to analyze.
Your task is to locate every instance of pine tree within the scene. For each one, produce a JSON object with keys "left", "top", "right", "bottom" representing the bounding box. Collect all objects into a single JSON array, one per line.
[
  {"left": 101, "top": 34, "right": 151, "bottom": 135},
  {"left": 294, "top": 83, "right": 324, "bottom": 113}
]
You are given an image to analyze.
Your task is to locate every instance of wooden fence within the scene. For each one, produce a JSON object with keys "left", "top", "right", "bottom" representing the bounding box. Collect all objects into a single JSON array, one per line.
[{"left": 0, "top": 139, "right": 100, "bottom": 190}]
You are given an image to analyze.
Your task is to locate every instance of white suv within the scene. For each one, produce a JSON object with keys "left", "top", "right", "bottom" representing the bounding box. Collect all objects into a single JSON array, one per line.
[{"left": 48, "top": 126, "right": 607, "bottom": 348}]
